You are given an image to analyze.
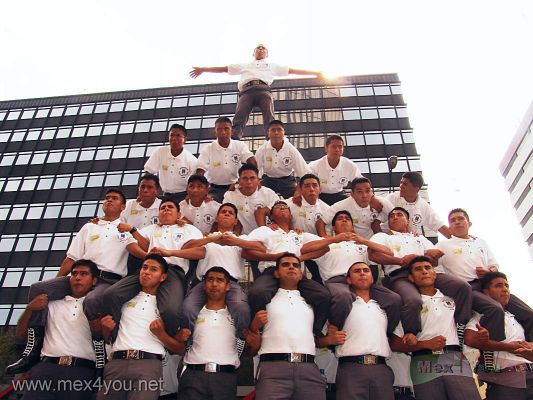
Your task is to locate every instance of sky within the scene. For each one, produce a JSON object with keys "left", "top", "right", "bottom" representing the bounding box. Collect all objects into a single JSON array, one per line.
[{"left": 1, "top": 0, "right": 532, "bottom": 301}]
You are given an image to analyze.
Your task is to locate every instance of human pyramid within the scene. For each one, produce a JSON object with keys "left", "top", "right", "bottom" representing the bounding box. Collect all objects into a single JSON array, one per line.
[{"left": 7, "top": 45, "right": 533, "bottom": 400}]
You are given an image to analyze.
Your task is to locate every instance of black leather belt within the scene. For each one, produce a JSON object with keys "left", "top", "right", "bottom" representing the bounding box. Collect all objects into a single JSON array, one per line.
[
  {"left": 260, "top": 353, "right": 315, "bottom": 363},
  {"left": 98, "top": 270, "right": 122, "bottom": 281},
  {"left": 243, "top": 79, "right": 268, "bottom": 88},
  {"left": 112, "top": 350, "right": 163, "bottom": 361},
  {"left": 412, "top": 345, "right": 462, "bottom": 356},
  {"left": 339, "top": 355, "right": 386, "bottom": 365},
  {"left": 263, "top": 174, "right": 294, "bottom": 180},
  {"left": 187, "top": 363, "right": 236, "bottom": 373},
  {"left": 42, "top": 356, "right": 96, "bottom": 369}
]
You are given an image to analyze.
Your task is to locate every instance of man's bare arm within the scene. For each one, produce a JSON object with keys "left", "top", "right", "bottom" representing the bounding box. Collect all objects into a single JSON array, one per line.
[
  {"left": 190, "top": 66, "right": 229, "bottom": 79},
  {"left": 57, "top": 257, "right": 75, "bottom": 277}
]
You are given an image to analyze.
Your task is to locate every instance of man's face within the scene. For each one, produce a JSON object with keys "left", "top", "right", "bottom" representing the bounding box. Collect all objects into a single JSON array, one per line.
[
  {"left": 448, "top": 211, "right": 471, "bottom": 238},
  {"left": 168, "top": 128, "right": 186, "bottom": 152},
  {"left": 102, "top": 191, "right": 126, "bottom": 216},
  {"left": 346, "top": 263, "right": 374, "bottom": 290},
  {"left": 216, "top": 205, "right": 237, "bottom": 229},
  {"left": 204, "top": 271, "right": 230, "bottom": 302},
  {"left": 333, "top": 213, "right": 354, "bottom": 234},
  {"left": 267, "top": 124, "right": 285, "bottom": 143},
  {"left": 408, "top": 261, "right": 436, "bottom": 288},
  {"left": 352, "top": 182, "right": 373, "bottom": 207},
  {"left": 159, "top": 201, "right": 180, "bottom": 225},
  {"left": 399, "top": 177, "right": 419, "bottom": 200},
  {"left": 214, "top": 122, "right": 232, "bottom": 144},
  {"left": 187, "top": 181, "right": 209, "bottom": 203},
  {"left": 139, "top": 259, "right": 167, "bottom": 290},
  {"left": 254, "top": 45, "right": 268, "bottom": 60},
  {"left": 483, "top": 277, "right": 511, "bottom": 307},
  {"left": 270, "top": 202, "right": 291, "bottom": 223},
  {"left": 69, "top": 266, "right": 96, "bottom": 298},
  {"left": 237, "top": 170, "right": 260, "bottom": 193},
  {"left": 300, "top": 178, "right": 320, "bottom": 204},
  {"left": 388, "top": 210, "right": 409, "bottom": 232},
  {"left": 325, "top": 139, "right": 344, "bottom": 159},
  {"left": 138, "top": 179, "right": 159, "bottom": 203},
  {"left": 274, "top": 256, "right": 303, "bottom": 285}
]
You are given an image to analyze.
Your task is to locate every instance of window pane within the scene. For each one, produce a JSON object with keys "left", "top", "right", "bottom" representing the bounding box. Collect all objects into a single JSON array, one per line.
[
  {"left": 50, "top": 107, "right": 65, "bottom": 117},
  {"left": 156, "top": 98, "right": 172, "bottom": 108},
  {"left": 110, "top": 102, "right": 125, "bottom": 112},
  {"left": 32, "top": 153, "right": 47, "bottom": 164},
  {"left": 22, "top": 109, "right": 35, "bottom": 119},
  {"left": 21, "top": 179, "right": 37, "bottom": 191},
  {"left": 129, "top": 146, "right": 146, "bottom": 158},
  {"left": 96, "top": 148, "right": 112, "bottom": 160},
  {"left": 42, "top": 129, "right": 55, "bottom": 140},
  {"left": 1, "top": 155, "right": 16, "bottom": 166},
  {"left": 27, "top": 130, "right": 41, "bottom": 141},
  {"left": 402, "top": 132, "right": 415, "bottom": 143},
  {"left": 378, "top": 108, "right": 397, "bottom": 119},
  {"left": 391, "top": 85, "right": 402, "bottom": 94},
  {"left": 152, "top": 121, "right": 167, "bottom": 131},
  {"left": 0, "top": 308, "right": 9, "bottom": 324},
  {"left": 140, "top": 99, "right": 156, "bottom": 109},
  {"left": 10, "top": 307, "right": 26, "bottom": 324},
  {"left": 202, "top": 118, "right": 217, "bottom": 128},
  {"left": 346, "top": 135, "right": 365, "bottom": 146},
  {"left": 365, "top": 134, "right": 383, "bottom": 145},
  {"left": 95, "top": 103, "right": 109, "bottom": 113},
  {"left": 384, "top": 133, "right": 402, "bottom": 144},
  {"left": 71, "top": 175, "right": 88, "bottom": 188},
  {"left": 36, "top": 108, "right": 50, "bottom": 118},
  {"left": 0, "top": 132, "right": 11, "bottom": 142},
  {"left": 10, "top": 207, "right": 27, "bottom": 220},
  {"left": 135, "top": 122, "right": 151, "bottom": 133},
  {"left": 64, "top": 105, "right": 79, "bottom": 116},
  {"left": 119, "top": 124, "right": 134, "bottom": 134},
  {"left": 63, "top": 151, "right": 78, "bottom": 163},
  {"left": 80, "top": 104, "right": 95, "bottom": 114},
  {"left": 37, "top": 178, "right": 54, "bottom": 190},
  {"left": 44, "top": 205, "right": 61, "bottom": 218},
  {"left": 47, "top": 152, "right": 63, "bottom": 163},
  {"left": 125, "top": 101, "right": 140, "bottom": 111},
  {"left": 0, "top": 207, "right": 10, "bottom": 221},
  {"left": 185, "top": 119, "right": 201, "bottom": 129},
  {"left": 105, "top": 174, "right": 121, "bottom": 186},
  {"left": 369, "top": 161, "right": 389, "bottom": 173},
  {"left": 51, "top": 235, "right": 71, "bottom": 251},
  {"left": 2, "top": 272, "right": 22, "bottom": 286},
  {"left": 340, "top": 87, "right": 357, "bottom": 97},
  {"left": 205, "top": 95, "right": 221, "bottom": 105},
  {"left": 0, "top": 237, "right": 16, "bottom": 252},
  {"left": 361, "top": 109, "right": 378, "bottom": 119},
  {"left": 356, "top": 86, "right": 374, "bottom": 96},
  {"left": 72, "top": 126, "right": 87, "bottom": 137},
  {"left": 33, "top": 236, "right": 52, "bottom": 251},
  {"left": 343, "top": 109, "right": 360, "bottom": 120},
  {"left": 112, "top": 147, "right": 128, "bottom": 158},
  {"left": 62, "top": 205, "right": 79, "bottom": 218},
  {"left": 79, "top": 203, "right": 98, "bottom": 217},
  {"left": 26, "top": 206, "right": 44, "bottom": 219},
  {"left": 87, "top": 175, "right": 105, "bottom": 187},
  {"left": 374, "top": 85, "right": 391, "bottom": 95},
  {"left": 122, "top": 172, "right": 140, "bottom": 186},
  {"left": 54, "top": 177, "right": 71, "bottom": 189},
  {"left": 4, "top": 179, "right": 21, "bottom": 192},
  {"left": 56, "top": 127, "right": 71, "bottom": 138},
  {"left": 221, "top": 94, "right": 238, "bottom": 104},
  {"left": 15, "top": 236, "right": 34, "bottom": 252},
  {"left": 15, "top": 154, "right": 31, "bottom": 165},
  {"left": 396, "top": 107, "right": 408, "bottom": 118},
  {"left": 87, "top": 125, "right": 103, "bottom": 136},
  {"left": 11, "top": 131, "right": 25, "bottom": 141},
  {"left": 103, "top": 124, "right": 118, "bottom": 135},
  {"left": 79, "top": 149, "right": 95, "bottom": 161},
  {"left": 22, "top": 271, "right": 42, "bottom": 286},
  {"left": 7, "top": 110, "right": 21, "bottom": 120}
]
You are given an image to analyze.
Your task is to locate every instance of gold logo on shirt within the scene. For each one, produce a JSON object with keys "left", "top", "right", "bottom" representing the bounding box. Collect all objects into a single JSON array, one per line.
[
  {"left": 421, "top": 307, "right": 428, "bottom": 314},
  {"left": 162, "top": 164, "right": 169, "bottom": 171},
  {"left": 126, "top": 301, "right": 137, "bottom": 308},
  {"left": 130, "top": 209, "right": 139, "bottom": 215},
  {"left": 320, "top": 178, "right": 327, "bottom": 184},
  {"left": 298, "top": 211, "right": 306, "bottom": 218},
  {"left": 154, "top": 231, "right": 162, "bottom": 238},
  {"left": 213, "top": 161, "right": 222, "bottom": 167},
  {"left": 196, "top": 317, "right": 205, "bottom": 324},
  {"left": 90, "top": 234, "right": 100, "bottom": 241},
  {"left": 266, "top": 156, "right": 273, "bottom": 163},
  {"left": 393, "top": 245, "right": 401, "bottom": 253},
  {"left": 453, "top": 248, "right": 463, "bottom": 255}
]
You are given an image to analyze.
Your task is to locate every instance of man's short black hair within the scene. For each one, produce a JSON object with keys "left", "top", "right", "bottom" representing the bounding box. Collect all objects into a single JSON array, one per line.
[
  {"left": 203, "top": 266, "right": 231, "bottom": 283},
  {"left": 71, "top": 259, "right": 99, "bottom": 278},
  {"left": 268, "top": 119, "right": 284, "bottom": 129},
  {"left": 269, "top": 200, "right": 289, "bottom": 219},
  {"left": 138, "top": 173, "right": 161, "bottom": 189},
  {"left": 448, "top": 208, "right": 470, "bottom": 222},
  {"left": 143, "top": 254, "right": 169, "bottom": 273},
  {"left": 187, "top": 174, "right": 209, "bottom": 186},
  {"left": 299, "top": 173, "right": 320, "bottom": 188},
  {"left": 332, "top": 210, "right": 353, "bottom": 226},
  {"left": 215, "top": 116, "right": 232, "bottom": 125},
  {"left": 350, "top": 177, "right": 371, "bottom": 190},
  {"left": 238, "top": 163, "right": 259, "bottom": 176},
  {"left": 159, "top": 197, "right": 180, "bottom": 212},
  {"left": 326, "top": 135, "right": 344, "bottom": 146},
  {"left": 481, "top": 271, "right": 508, "bottom": 291},
  {"left": 218, "top": 202, "right": 238, "bottom": 217},
  {"left": 389, "top": 206, "right": 410, "bottom": 220},
  {"left": 402, "top": 172, "right": 424, "bottom": 189},
  {"left": 407, "top": 256, "right": 432, "bottom": 274},
  {"left": 106, "top": 188, "right": 126, "bottom": 205},
  {"left": 169, "top": 123, "right": 187, "bottom": 137},
  {"left": 275, "top": 252, "right": 301, "bottom": 269}
]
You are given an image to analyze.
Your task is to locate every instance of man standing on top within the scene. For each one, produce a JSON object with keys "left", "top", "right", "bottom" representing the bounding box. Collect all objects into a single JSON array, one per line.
[{"left": 190, "top": 44, "right": 322, "bottom": 139}]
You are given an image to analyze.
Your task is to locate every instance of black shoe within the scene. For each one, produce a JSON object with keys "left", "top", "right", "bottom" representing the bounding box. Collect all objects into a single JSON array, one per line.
[{"left": 5, "top": 326, "right": 45, "bottom": 375}]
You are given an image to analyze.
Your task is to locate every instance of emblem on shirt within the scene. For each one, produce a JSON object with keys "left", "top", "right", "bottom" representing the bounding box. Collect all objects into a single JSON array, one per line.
[
  {"left": 151, "top": 216, "right": 159, "bottom": 225},
  {"left": 314, "top": 213, "right": 322, "bottom": 222},
  {"left": 442, "top": 298, "right": 455, "bottom": 310},
  {"left": 453, "top": 248, "right": 463, "bottom": 255},
  {"left": 90, "top": 234, "right": 100, "bottom": 241},
  {"left": 130, "top": 209, "right": 139, "bottom": 215},
  {"left": 117, "top": 232, "right": 128, "bottom": 243},
  {"left": 412, "top": 214, "right": 422, "bottom": 225},
  {"left": 173, "top": 232, "right": 184, "bottom": 242},
  {"left": 339, "top": 176, "right": 349, "bottom": 186},
  {"left": 292, "top": 235, "right": 303, "bottom": 246},
  {"left": 162, "top": 164, "right": 169, "bottom": 171},
  {"left": 355, "top": 246, "right": 367, "bottom": 255},
  {"left": 231, "top": 154, "right": 241, "bottom": 164},
  {"left": 282, "top": 157, "right": 292, "bottom": 167},
  {"left": 126, "top": 301, "right": 137, "bottom": 308},
  {"left": 203, "top": 214, "right": 214, "bottom": 225},
  {"left": 370, "top": 212, "right": 378, "bottom": 220},
  {"left": 179, "top": 166, "right": 190, "bottom": 177}
]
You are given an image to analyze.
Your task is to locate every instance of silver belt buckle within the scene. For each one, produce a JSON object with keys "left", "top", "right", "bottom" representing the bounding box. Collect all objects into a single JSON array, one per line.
[
  {"left": 58, "top": 355, "right": 73, "bottom": 366},
  {"left": 363, "top": 355, "right": 377, "bottom": 365},
  {"left": 290, "top": 353, "right": 304, "bottom": 363},
  {"left": 126, "top": 350, "right": 140, "bottom": 360},
  {"left": 205, "top": 362, "right": 218, "bottom": 373},
  {"left": 432, "top": 349, "right": 444, "bottom": 355}
]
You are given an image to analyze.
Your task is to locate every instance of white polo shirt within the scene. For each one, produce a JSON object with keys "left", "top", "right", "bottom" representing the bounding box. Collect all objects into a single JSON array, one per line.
[
  {"left": 286, "top": 197, "right": 329, "bottom": 235},
  {"left": 308, "top": 156, "right": 363, "bottom": 194},
  {"left": 113, "top": 291, "right": 165, "bottom": 356},
  {"left": 370, "top": 231, "right": 436, "bottom": 276},
  {"left": 41, "top": 296, "right": 95, "bottom": 361},
  {"left": 196, "top": 139, "right": 253, "bottom": 185},
  {"left": 321, "top": 196, "right": 392, "bottom": 239},
  {"left": 130, "top": 224, "right": 203, "bottom": 273},
  {"left": 179, "top": 199, "right": 221, "bottom": 235},
  {"left": 384, "top": 192, "right": 444, "bottom": 235},
  {"left": 315, "top": 241, "right": 369, "bottom": 281},
  {"left": 184, "top": 307, "right": 239, "bottom": 367},
  {"left": 436, "top": 236, "right": 498, "bottom": 282},
  {"left": 196, "top": 233, "right": 248, "bottom": 280},
  {"left": 336, "top": 297, "right": 391, "bottom": 358},
  {"left": 259, "top": 289, "right": 315, "bottom": 356},
  {"left": 223, "top": 187, "right": 279, "bottom": 234},
  {"left": 394, "top": 290, "right": 459, "bottom": 346},
  {"left": 121, "top": 198, "right": 161, "bottom": 229},
  {"left": 247, "top": 226, "right": 321, "bottom": 273},
  {"left": 228, "top": 60, "right": 289, "bottom": 91},
  {"left": 67, "top": 219, "right": 131, "bottom": 277},
  {"left": 255, "top": 140, "right": 311, "bottom": 178},
  {"left": 144, "top": 146, "right": 198, "bottom": 194}
]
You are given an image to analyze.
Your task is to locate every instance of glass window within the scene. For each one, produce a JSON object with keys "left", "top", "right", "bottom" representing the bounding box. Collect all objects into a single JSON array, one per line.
[
  {"left": 64, "top": 105, "right": 80, "bottom": 116},
  {"left": 343, "top": 109, "right": 361, "bottom": 120},
  {"left": 62, "top": 204, "right": 79, "bottom": 218},
  {"left": 356, "top": 86, "right": 374, "bottom": 96},
  {"left": 7, "top": 110, "right": 21, "bottom": 120},
  {"left": 63, "top": 151, "right": 78, "bottom": 163},
  {"left": 402, "top": 132, "right": 415, "bottom": 143},
  {"left": 11, "top": 131, "right": 26, "bottom": 141},
  {"left": 365, "top": 134, "right": 384, "bottom": 145},
  {"left": 37, "top": 177, "right": 54, "bottom": 190},
  {"left": 369, "top": 160, "right": 389, "bottom": 173},
  {"left": 42, "top": 270, "right": 59, "bottom": 280},
  {"left": 0, "top": 207, "right": 10, "bottom": 221},
  {"left": 201, "top": 118, "right": 217, "bottom": 128},
  {"left": 44, "top": 205, "right": 61, "bottom": 218},
  {"left": 205, "top": 95, "right": 221, "bottom": 105},
  {"left": 0, "top": 132, "right": 11, "bottom": 142},
  {"left": 146, "top": 144, "right": 160, "bottom": 156},
  {"left": 119, "top": 124, "right": 134, "bottom": 134},
  {"left": 56, "top": 127, "right": 71, "bottom": 138},
  {"left": 4, "top": 179, "right": 21, "bottom": 192},
  {"left": 21, "top": 179, "right": 37, "bottom": 191},
  {"left": 2, "top": 271, "right": 22, "bottom": 286},
  {"left": 79, "top": 149, "right": 95, "bottom": 161},
  {"left": 72, "top": 126, "right": 87, "bottom": 137},
  {"left": 22, "top": 109, "right": 35, "bottom": 119},
  {"left": 10, "top": 307, "right": 26, "bottom": 324},
  {"left": 96, "top": 148, "right": 112, "bottom": 160},
  {"left": 391, "top": 85, "right": 402, "bottom": 94},
  {"left": 0, "top": 155, "right": 16, "bottom": 166},
  {"left": 135, "top": 122, "right": 151, "bottom": 133},
  {"left": 79, "top": 202, "right": 98, "bottom": 217},
  {"left": 125, "top": 101, "right": 140, "bottom": 111},
  {"left": 0, "top": 237, "right": 16, "bottom": 252},
  {"left": 33, "top": 236, "right": 52, "bottom": 251},
  {"left": 31, "top": 153, "right": 47, "bottom": 164},
  {"left": 26, "top": 206, "right": 44, "bottom": 219},
  {"left": 26, "top": 130, "right": 41, "bottom": 141},
  {"left": 188, "top": 96, "right": 204, "bottom": 106},
  {"left": 129, "top": 146, "right": 146, "bottom": 158},
  {"left": 54, "top": 176, "right": 71, "bottom": 189},
  {"left": 172, "top": 97, "right": 188, "bottom": 107},
  {"left": 408, "top": 159, "right": 422, "bottom": 171},
  {"left": 346, "top": 135, "right": 365, "bottom": 146},
  {"left": 384, "top": 133, "right": 402, "bottom": 144},
  {"left": 15, "top": 236, "right": 34, "bottom": 252},
  {"left": 378, "top": 108, "right": 397, "bottom": 119},
  {"left": 122, "top": 172, "right": 140, "bottom": 186},
  {"left": 51, "top": 234, "right": 71, "bottom": 251},
  {"left": 0, "top": 111, "right": 5, "bottom": 121},
  {"left": 374, "top": 85, "right": 391, "bottom": 95},
  {"left": 105, "top": 174, "right": 121, "bottom": 186},
  {"left": 36, "top": 108, "right": 50, "bottom": 118},
  {"left": 71, "top": 175, "right": 88, "bottom": 188},
  {"left": 112, "top": 147, "right": 128, "bottom": 158},
  {"left": 110, "top": 102, "right": 125, "bottom": 112},
  {"left": 361, "top": 109, "right": 378, "bottom": 119},
  {"left": 87, "top": 125, "right": 103, "bottom": 136},
  {"left": 395, "top": 160, "right": 409, "bottom": 171},
  {"left": 22, "top": 271, "right": 42, "bottom": 286},
  {"left": 80, "top": 104, "right": 95, "bottom": 114},
  {"left": 152, "top": 121, "right": 167, "bottom": 131},
  {"left": 156, "top": 98, "right": 172, "bottom": 108},
  {"left": 95, "top": 103, "right": 109, "bottom": 113},
  {"left": 140, "top": 99, "right": 156, "bottom": 109},
  {"left": 47, "top": 152, "right": 63, "bottom": 163},
  {"left": 87, "top": 174, "right": 105, "bottom": 187},
  {"left": 103, "top": 124, "right": 118, "bottom": 135},
  {"left": 41, "top": 128, "right": 55, "bottom": 140},
  {"left": 396, "top": 107, "right": 408, "bottom": 118},
  {"left": 340, "top": 87, "right": 357, "bottom": 97},
  {"left": 185, "top": 119, "right": 201, "bottom": 129},
  {"left": 49, "top": 107, "right": 65, "bottom": 117},
  {"left": 184, "top": 143, "right": 198, "bottom": 153},
  {"left": 221, "top": 94, "right": 238, "bottom": 104},
  {"left": 0, "top": 307, "right": 9, "bottom": 324},
  {"left": 10, "top": 207, "right": 27, "bottom": 220},
  {"left": 15, "top": 154, "right": 32, "bottom": 165}
]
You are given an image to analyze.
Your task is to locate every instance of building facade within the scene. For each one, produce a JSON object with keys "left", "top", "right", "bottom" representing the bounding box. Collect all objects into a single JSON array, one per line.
[
  {"left": 500, "top": 100, "right": 533, "bottom": 259},
  {"left": 0, "top": 73, "right": 423, "bottom": 326}
]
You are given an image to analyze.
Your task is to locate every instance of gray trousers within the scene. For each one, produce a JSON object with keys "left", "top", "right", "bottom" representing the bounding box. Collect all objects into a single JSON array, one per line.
[
  {"left": 413, "top": 375, "right": 480, "bottom": 400},
  {"left": 484, "top": 370, "right": 533, "bottom": 400},
  {"left": 232, "top": 84, "right": 274, "bottom": 140},
  {"left": 255, "top": 361, "right": 326, "bottom": 400},
  {"left": 261, "top": 175, "right": 297, "bottom": 200},
  {"left": 248, "top": 267, "right": 331, "bottom": 335},
  {"left": 383, "top": 271, "right": 472, "bottom": 335},
  {"left": 177, "top": 368, "right": 237, "bottom": 400},
  {"left": 96, "top": 359, "right": 162, "bottom": 400},
  {"left": 326, "top": 276, "right": 402, "bottom": 336},
  {"left": 102, "top": 266, "right": 185, "bottom": 337},
  {"left": 336, "top": 362, "right": 394, "bottom": 400},
  {"left": 182, "top": 280, "right": 250, "bottom": 338}
]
